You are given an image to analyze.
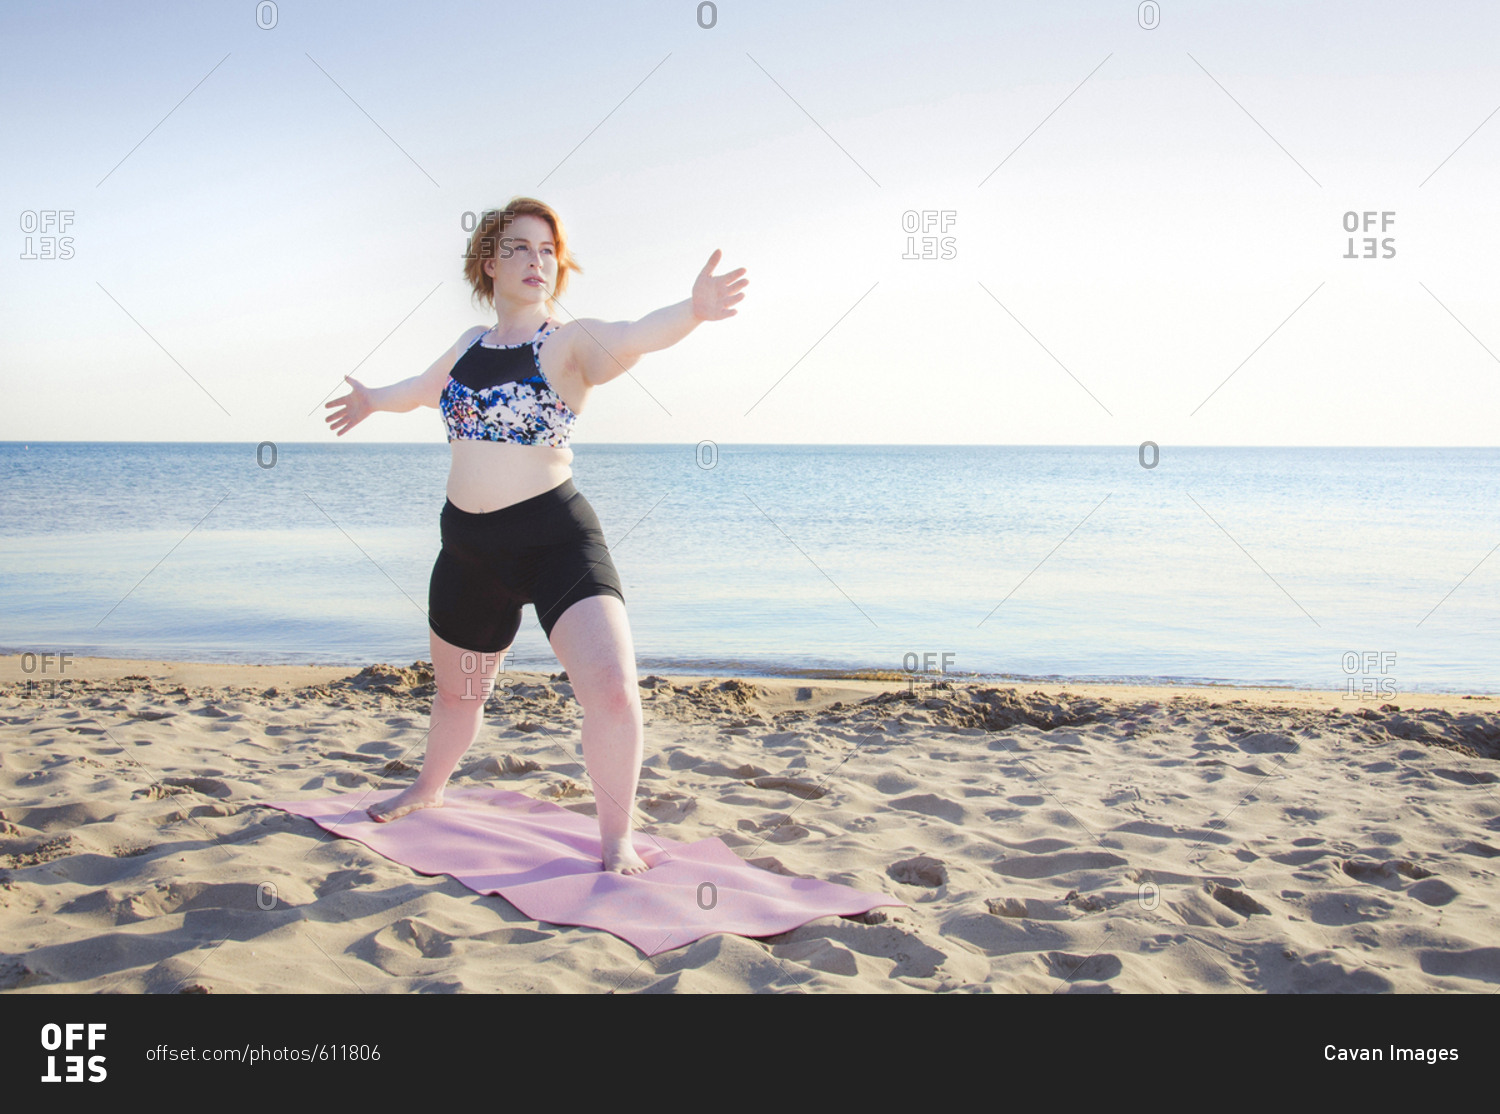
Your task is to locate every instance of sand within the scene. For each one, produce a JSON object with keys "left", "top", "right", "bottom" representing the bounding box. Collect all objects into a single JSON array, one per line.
[{"left": 2, "top": 656, "right": 1498, "bottom": 993}]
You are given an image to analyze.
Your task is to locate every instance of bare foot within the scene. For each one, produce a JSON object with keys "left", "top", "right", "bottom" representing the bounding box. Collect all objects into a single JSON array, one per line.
[
  {"left": 602, "top": 835, "right": 650, "bottom": 875},
  {"left": 367, "top": 785, "right": 443, "bottom": 823}
]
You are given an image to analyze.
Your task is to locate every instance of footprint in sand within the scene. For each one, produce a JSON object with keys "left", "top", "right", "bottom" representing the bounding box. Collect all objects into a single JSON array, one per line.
[
  {"left": 746, "top": 776, "right": 825, "bottom": 800},
  {"left": 887, "top": 855, "right": 947, "bottom": 887},
  {"left": 640, "top": 792, "right": 697, "bottom": 823},
  {"left": 1433, "top": 768, "right": 1498, "bottom": 785},
  {"left": 162, "top": 776, "right": 233, "bottom": 798},
  {"left": 1418, "top": 946, "right": 1500, "bottom": 983},
  {"left": 146, "top": 880, "right": 275, "bottom": 915},
  {"left": 0, "top": 960, "right": 52, "bottom": 991},
  {"left": 133, "top": 783, "right": 190, "bottom": 801},
  {"left": 1209, "top": 884, "right": 1271, "bottom": 917},
  {"left": 873, "top": 771, "right": 921, "bottom": 795},
  {"left": 1231, "top": 731, "right": 1297, "bottom": 754},
  {"left": 1271, "top": 847, "right": 1334, "bottom": 866},
  {"left": 375, "top": 916, "right": 458, "bottom": 960},
  {"left": 887, "top": 794, "right": 966, "bottom": 823},
  {"left": 1282, "top": 806, "right": 1325, "bottom": 822},
  {"left": 1406, "top": 878, "right": 1460, "bottom": 907},
  {"left": 992, "top": 850, "right": 1128, "bottom": 879},
  {"left": 986, "top": 896, "right": 1028, "bottom": 918},
  {"left": 736, "top": 815, "right": 809, "bottom": 842},
  {"left": 315, "top": 868, "right": 382, "bottom": 897},
  {"left": 1044, "top": 950, "right": 1123, "bottom": 982},
  {"left": 1305, "top": 891, "right": 1395, "bottom": 926},
  {"left": 984, "top": 896, "right": 1074, "bottom": 921},
  {"left": 1340, "top": 858, "right": 1434, "bottom": 884}
]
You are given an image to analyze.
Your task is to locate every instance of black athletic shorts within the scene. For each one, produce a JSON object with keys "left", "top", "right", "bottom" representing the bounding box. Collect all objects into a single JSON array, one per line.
[{"left": 427, "top": 478, "right": 625, "bottom": 652}]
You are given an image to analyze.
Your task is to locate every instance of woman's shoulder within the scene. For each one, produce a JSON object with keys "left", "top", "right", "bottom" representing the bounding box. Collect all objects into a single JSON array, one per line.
[
  {"left": 539, "top": 317, "right": 579, "bottom": 360},
  {"left": 446, "top": 325, "right": 489, "bottom": 357}
]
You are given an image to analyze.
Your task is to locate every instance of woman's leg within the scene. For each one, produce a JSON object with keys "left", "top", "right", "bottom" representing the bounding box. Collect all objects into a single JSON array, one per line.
[
  {"left": 546, "top": 593, "right": 648, "bottom": 874},
  {"left": 367, "top": 630, "right": 506, "bottom": 822}
]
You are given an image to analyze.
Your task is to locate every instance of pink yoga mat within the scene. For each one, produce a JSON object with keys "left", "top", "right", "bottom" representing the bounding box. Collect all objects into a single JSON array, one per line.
[{"left": 264, "top": 787, "right": 904, "bottom": 956}]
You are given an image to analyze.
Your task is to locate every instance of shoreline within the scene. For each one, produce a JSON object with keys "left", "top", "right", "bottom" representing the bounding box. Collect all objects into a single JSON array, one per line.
[{"left": 2, "top": 654, "right": 1496, "bottom": 715}]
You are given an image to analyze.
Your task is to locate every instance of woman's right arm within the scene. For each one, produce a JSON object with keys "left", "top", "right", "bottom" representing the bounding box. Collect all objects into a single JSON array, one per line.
[{"left": 325, "top": 326, "right": 485, "bottom": 436}]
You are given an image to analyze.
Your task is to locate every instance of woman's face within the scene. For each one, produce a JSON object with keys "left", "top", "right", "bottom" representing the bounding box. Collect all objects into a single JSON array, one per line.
[{"left": 484, "top": 214, "right": 556, "bottom": 306}]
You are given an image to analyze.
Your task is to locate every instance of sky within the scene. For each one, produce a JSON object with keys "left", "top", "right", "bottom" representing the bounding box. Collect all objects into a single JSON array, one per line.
[{"left": 3, "top": 0, "right": 1497, "bottom": 446}]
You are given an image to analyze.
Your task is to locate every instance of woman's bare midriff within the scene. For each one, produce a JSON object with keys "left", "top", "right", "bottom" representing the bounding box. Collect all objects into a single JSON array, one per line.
[
  {"left": 446, "top": 440, "right": 574, "bottom": 513},
  {"left": 444, "top": 440, "right": 573, "bottom": 515}
]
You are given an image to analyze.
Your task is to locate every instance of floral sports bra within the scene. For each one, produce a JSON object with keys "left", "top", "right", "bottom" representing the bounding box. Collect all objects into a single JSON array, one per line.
[{"left": 440, "top": 320, "right": 577, "bottom": 447}]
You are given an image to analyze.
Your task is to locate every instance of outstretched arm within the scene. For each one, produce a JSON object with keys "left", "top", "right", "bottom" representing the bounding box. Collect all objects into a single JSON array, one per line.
[
  {"left": 571, "top": 249, "right": 747, "bottom": 388},
  {"left": 325, "top": 326, "right": 485, "bottom": 436}
]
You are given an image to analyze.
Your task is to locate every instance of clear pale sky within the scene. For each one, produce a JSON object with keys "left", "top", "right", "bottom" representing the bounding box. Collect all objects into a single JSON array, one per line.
[{"left": 3, "top": 0, "right": 1497, "bottom": 445}]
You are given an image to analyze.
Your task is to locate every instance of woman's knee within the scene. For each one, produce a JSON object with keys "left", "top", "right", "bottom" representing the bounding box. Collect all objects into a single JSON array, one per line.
[
  {"left": 577, "top": 671, "right": 640, "bottom": 719},
  {"left": 431, "top": 686, "right": 489, "bottom": 728}
]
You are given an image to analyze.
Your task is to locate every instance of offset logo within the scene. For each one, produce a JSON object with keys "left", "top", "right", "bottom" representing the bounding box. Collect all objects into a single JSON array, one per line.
[
  {"left": 901, "top": 210, "right": 957, "bottom": 260},
  {"left": 19, "top": 210, "right": 75, "bottom": 260},
  {"left": 1343, "top": 211, "right": 1396, "bottom": 259},
  {"left": 1343, "top": 650, "right": 1397, "bottom": 697},
  {"left": 40, "top": 1023, "right": 106, "bottom": 1083}
]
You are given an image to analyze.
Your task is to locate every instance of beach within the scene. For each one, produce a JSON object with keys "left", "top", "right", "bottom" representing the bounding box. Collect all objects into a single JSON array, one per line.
[{"left": 2, "top": 656, "right": 1498, "bottom": 993}]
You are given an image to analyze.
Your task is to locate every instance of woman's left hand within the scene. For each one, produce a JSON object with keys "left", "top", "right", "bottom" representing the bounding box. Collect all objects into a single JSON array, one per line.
[{"left": 692, "top": 249, "right": 748, "bottom": 321}]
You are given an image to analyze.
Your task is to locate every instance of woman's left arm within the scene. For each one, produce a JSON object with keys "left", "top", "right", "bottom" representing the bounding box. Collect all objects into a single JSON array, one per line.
[{"left": 571, "top": 249, "right": 746, "bottom": 387}]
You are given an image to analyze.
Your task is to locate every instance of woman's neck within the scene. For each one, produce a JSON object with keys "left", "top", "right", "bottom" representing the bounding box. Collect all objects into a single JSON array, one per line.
[{"left": 485, "top": 311, "right": 549, "bottom": 344}]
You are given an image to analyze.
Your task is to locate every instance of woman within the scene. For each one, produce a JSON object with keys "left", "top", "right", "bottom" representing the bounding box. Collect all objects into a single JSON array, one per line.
[{"left": 324, "top": 198, "right": 747, "bottom": 874}]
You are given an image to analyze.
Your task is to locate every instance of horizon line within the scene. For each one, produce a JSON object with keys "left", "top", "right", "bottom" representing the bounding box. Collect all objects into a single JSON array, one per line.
[{"left": 2, "top": 440, "right": 1497, "bottom": 450}]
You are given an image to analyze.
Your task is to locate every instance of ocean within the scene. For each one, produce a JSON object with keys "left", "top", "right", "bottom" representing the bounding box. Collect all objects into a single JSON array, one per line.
[{"left": 2, "top": 442, "right": 1496, "bottom": 693}]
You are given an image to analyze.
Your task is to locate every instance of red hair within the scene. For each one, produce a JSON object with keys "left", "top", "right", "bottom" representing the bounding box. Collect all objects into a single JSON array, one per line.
[{"left": 462, "top": 197, "right": 582, "bottom": 311}]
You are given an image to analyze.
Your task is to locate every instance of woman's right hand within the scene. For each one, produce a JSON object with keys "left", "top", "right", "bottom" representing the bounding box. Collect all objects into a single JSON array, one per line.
[{"left": 325, "top": 376, "right": 373, "bottom": 436}]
